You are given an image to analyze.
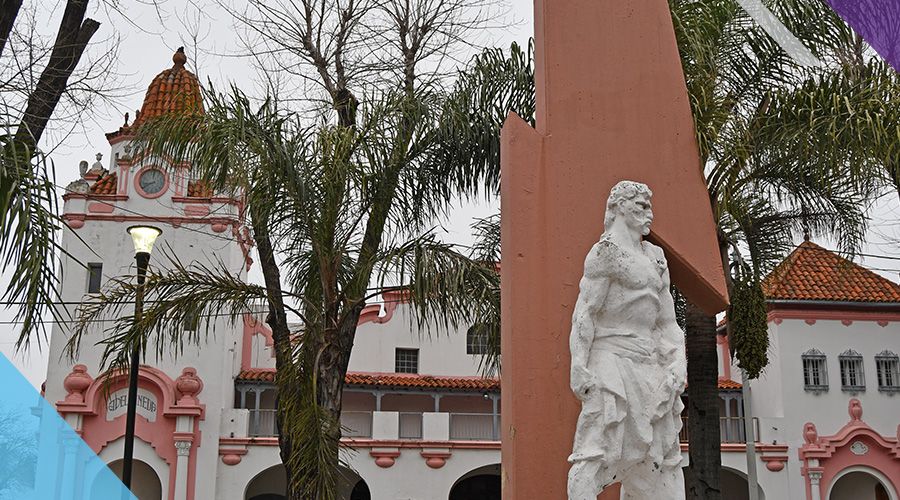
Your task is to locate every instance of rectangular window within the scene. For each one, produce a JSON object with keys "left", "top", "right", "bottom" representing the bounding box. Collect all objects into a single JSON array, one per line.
[
  {"left": 467, "top": 326, "right": 489, "bottom": 355},
  {"left": 185, "top": 309, "right": 200, "bottom": 331},
  {"left": 87, "top": 263, "right": 103, "bottom": 293},
  {"left": 839, "top": 350, "right": 865, "bottom": 392},
  {"left": 395, "top": 348, "right": 419, "bottom": 374},
  {"left": 876, "top": 353, "right": 900, "bottom": 392},
  {"left": 802, "top": 350, "right": 828, "bottom": 392}
]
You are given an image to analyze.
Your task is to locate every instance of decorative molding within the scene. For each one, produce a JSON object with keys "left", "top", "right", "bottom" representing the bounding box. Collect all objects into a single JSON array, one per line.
[
  {"left": 805, "top": 318, "right": 817, "bottom": 326},
  {"left": 420, "top": 450, "right": 452, "bottom": 469},
  {"left": 760, "top": 455, "right": 788, "bottom": 472},
  {"left": 219, "top": 448, "right": 248, "bottom": 466},
  {"left": 808, "top": 470, "right": 823, "bottom": 486},
  {"left": 849, "top": 441, "right": 868, "bottom": 455},
  {"left": 87, "top": 202, "right": 115, "bottom": 213},
  {"left": 841, "top": 319, "right": 853, "bottom": 326},
  {"left": 175, "top": 440, "right": 192, "bottom": 457},
  {"left": 769, "top": 308, "right": 900, "bottom": 325},
  {"left": 369, "top": 450, "right": 401, "bottom": 468}
]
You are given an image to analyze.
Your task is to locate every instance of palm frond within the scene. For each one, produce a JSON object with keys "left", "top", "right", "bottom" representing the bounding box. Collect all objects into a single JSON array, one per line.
[
  {"left": 0, "top": 130, "right": 71, "bottom": 351},
  {"left": 69, "top": 253, "right": 278, "bottom": 374}
]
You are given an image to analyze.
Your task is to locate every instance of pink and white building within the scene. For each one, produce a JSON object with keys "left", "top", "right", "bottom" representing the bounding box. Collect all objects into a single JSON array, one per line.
[{"left": 43, "top": 50, "right": 900, "bottom": 500}]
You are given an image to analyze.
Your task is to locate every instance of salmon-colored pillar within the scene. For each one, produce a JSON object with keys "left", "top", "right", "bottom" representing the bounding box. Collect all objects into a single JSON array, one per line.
[{"left": 500, "top": 0, "right": 729, "bottom": 499}]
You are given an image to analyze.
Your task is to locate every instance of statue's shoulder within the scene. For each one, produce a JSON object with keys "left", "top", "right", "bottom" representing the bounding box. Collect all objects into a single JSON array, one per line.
[
  {"left": 583, "top": 238, "right": 622, "bottom": 278},
  {"left": 641, "top": 241, "right": 669, "bottom": 270}
]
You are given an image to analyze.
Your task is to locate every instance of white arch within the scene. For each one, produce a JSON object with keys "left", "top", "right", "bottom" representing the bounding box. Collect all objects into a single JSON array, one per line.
[
  {"left": 826, "top": 465, "right": 898, "bottom": 500},
  {"left": 719, "top": 466, "right": 766, "bottom": 500},
  {"left": 95, "top": 436, "right": 169, "bottom": 499}
]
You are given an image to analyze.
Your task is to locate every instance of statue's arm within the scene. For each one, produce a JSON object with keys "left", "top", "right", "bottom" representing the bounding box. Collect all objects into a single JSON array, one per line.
[
  {"left": 570, "top": 245, "right": 612, "bottom": 398},
  {"left": 656, "top": 266, "right": 687, "bottom": 388}
]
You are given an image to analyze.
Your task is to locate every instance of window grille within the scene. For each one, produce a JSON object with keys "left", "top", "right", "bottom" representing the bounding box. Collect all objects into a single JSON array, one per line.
[
  {"left": 395, "top": 348, "right": 419, "bottom": 374},
  {"left": 467, "top": 325, "right": 490, "bottom": 355},
  {"left": 838, "top": 349, "right": 865, "bottom": 392},
  {"left": 875, "top": 350, "right": 900, "bottom": 392},
  {"left": 802, "top": 349, "right": 828, "bottom": 393},
  {"left": 87, "top": 263, "right": 103, "bottom": 293}
]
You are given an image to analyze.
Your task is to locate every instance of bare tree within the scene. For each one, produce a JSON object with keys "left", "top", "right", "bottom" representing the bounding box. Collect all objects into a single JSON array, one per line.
[{"left": 0, "top": 0, "right": 124, "bottom": 349}]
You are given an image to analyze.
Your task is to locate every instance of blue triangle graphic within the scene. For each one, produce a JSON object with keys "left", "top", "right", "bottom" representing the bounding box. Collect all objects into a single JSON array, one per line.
[{"left": 0, "top": 353, "right": 137, "bottom": 500}]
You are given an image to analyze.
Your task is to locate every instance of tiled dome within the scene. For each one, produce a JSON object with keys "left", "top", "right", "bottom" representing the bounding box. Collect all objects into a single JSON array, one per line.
[
  {"left": 107, "top": 47, "right": 203, "bottom": 139},
  {"left": 130, "top": 47, "right": 203, "bottom": 128}
]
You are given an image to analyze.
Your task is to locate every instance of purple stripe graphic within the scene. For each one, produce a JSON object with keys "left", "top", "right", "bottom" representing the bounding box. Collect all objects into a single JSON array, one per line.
[{"left": 824, "top": 0, "right": 900, "bottom": 72}]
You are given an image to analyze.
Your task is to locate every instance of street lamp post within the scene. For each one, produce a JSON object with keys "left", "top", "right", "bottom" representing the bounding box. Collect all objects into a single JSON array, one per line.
[{"left": 122, "top": 225, "right": 161, "bottom": 490}]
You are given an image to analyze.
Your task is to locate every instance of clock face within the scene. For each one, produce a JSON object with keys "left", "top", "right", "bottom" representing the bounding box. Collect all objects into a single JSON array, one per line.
[{"left": 139, "top": 168, "right": 166, "bottom": 195}]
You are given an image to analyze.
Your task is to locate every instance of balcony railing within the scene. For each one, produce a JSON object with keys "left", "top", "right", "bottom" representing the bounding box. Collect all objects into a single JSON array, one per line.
[
  {"left": 341, "top": 411, "right": 373, "bottom": 438},
  {"left": 246, "top": 409, "right": 501, "bottom": 441},
  {"left": 679, "top": 416, "right": 759, "bottom": 443},
  {"left": 249, "top": 409, "right": 278, "bottom": 437},
  {"left": 399, "top": 412, "right": 423, "bottom": 439},
  {"left": 449, "top": 413, "right": 499, "bottom": 441}
]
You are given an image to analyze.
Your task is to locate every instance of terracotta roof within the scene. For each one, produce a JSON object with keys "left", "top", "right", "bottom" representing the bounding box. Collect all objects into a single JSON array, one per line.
[
  {"left": 717, "top": 379, "right": 742, "bottom": 390},
  {"left": 762, "top": 240, "right": 900, "bottom": 303},
  {"left": 89, "top": 172, "right": 117, "bottom": 195},
  {"left": 237, "top": 369, "right": 737, "bottom": 391},
  {"left": 106, "top": 47, "right": 203, "bottom": 139},
  {"left": 187, "top": 180, "right": 214, "bottom": 197},
  {"left": 236, "top": 370, "right": 500, "bottom": 391}
]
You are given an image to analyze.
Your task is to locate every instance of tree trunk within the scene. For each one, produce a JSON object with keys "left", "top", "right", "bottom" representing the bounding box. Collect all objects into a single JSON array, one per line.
[
  {"left": 685, "top": 299, "right": 722, "bottom": 500},
  {"left": 15, "top": 0, "right": 99, "bottom": 149},
  {"left": 0, "top": 0, "right": 21, "bottom": 59}
]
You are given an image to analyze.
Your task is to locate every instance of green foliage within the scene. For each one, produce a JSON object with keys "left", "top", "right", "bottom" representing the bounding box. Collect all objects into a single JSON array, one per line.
[
  {"left": 728, "top": 277, "right": 769, "bottom": 379},
  {"left": 0, "top": 130, "right": 71, "bottom": 350}
]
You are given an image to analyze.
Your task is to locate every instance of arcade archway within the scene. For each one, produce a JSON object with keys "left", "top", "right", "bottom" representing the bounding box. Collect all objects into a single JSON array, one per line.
[{"left": 449, "top": 463, "right": 501, "bottom": 500}]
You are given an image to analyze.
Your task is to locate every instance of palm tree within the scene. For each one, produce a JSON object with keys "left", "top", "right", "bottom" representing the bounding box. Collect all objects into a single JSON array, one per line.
[
  {"left": 670, "top": 2, "right": 897, "bottom": 498},
  {"left": 69, "top": 83, "right": 501, "bottom": 499}
]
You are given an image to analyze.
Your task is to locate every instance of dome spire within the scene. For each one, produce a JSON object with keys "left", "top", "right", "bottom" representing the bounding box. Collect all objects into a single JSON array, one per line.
[{"left": 173, "top": 47, "right": 187, "bottom": 70}]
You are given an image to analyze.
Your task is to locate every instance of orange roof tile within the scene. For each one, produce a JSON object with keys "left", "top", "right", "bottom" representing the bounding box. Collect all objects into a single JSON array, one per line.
[
  {"left": 106, "top": 47, "right": 203, "bottom": 140},
  {"left": 187, "top": 180, "right": 214, "bottom": 197},
  {"left": 717, "top": 379, "right": 742, "bottom": 390},
  {"left": 762, "top": 240, "right": 900, "bottom": 303},
  {"left": 236, "top": 370, "right": 500, "bottom": 391},
  {"left": 89, "top": 172, "right": 117, "bottom": 195}
]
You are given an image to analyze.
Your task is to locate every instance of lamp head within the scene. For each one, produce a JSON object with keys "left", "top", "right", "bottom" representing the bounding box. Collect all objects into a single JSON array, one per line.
[{"left": 127, "top": 225, "right": 162, "bottom": 256}]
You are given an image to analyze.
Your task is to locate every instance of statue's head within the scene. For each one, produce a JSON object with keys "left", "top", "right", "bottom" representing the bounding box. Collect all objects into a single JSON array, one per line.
[{"left": 604, "top": 180, "right": 653, "bottom": 235}]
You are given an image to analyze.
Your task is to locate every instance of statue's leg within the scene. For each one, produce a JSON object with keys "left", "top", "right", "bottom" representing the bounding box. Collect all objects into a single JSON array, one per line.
[
  {"left": 619, "top": 460, "right": 685, "bottom": 500},
  {"left": 567, "top": 459, "right": 604, "bottom": 500}
]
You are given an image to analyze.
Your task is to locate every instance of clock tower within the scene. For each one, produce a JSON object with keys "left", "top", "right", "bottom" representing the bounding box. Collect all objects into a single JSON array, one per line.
[{"left": 46, "top": 48, "right": 253, "bottom": 500}]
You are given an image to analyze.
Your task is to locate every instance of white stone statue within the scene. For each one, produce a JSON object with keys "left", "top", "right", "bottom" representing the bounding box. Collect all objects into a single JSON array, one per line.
[{"left": 568, "top": 180, "right": 686, "bottom": 500}]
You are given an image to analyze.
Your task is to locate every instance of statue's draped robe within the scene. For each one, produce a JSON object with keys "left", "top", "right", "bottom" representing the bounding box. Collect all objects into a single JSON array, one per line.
[{"left": 568, "top": 240, "right": 685, "bottom": 486}]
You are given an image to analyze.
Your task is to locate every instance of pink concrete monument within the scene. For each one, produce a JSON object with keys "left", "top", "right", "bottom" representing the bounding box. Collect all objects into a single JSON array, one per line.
[{"left": 500, "top": 0, "right": 728, "bottom": 498}]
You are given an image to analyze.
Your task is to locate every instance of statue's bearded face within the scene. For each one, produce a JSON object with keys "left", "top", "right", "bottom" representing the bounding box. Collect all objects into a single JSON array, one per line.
[{"left": 618, "top": 193, "right": 653, "bottom": 236}]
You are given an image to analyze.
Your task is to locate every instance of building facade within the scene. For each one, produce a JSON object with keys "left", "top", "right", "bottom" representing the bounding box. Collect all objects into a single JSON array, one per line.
[{"left": 44, "top": 51, "right": 899, "bottom": 500}]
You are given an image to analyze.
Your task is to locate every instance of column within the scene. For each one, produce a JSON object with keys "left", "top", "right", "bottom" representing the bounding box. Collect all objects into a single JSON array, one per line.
[
  {"left": 173, "top": 440, "right": 192, "bottom": 500},
  {"left": 60, "top": 433, "right": 80, "bottom": 500},
  {"left": 808, "top": 471, "right": 823, "bottom": 500}
]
